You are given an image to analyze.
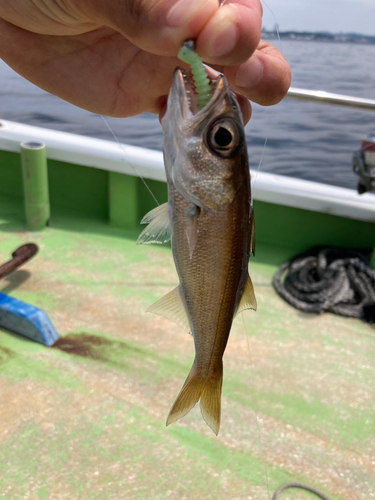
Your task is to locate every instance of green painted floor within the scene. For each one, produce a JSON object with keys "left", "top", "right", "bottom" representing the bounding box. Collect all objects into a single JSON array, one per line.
[{"left": 0, "top": 199, "right": 374, "bottom": 500}]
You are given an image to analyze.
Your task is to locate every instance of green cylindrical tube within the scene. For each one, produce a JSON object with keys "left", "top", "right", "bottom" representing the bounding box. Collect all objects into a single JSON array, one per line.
[{"left": 20, "top": 141, "right": 50, "bottom": 231}]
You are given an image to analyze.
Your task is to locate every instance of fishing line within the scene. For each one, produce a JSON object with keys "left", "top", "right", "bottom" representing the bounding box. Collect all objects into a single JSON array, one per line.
[
  {"left": 100, "top": 114, "right": 160, "bottom": 207},
  {"left": 261, "top": 0, "right": 283, "bottom": 54},
  {"left": 251, "top": 135, "right": 268, "bottom": 189},
  {"left": 247, "top": 14, "right": 338, "bottom": 499},
  {"left": 241, "top": 313, "right": 271, "bottom": 500},
  {"left": 251, "top": 0, "right": 283, "bottom": 192},
  {"left": 242, "top": 308, "right": 332, "bottom": 500},
  {"left": 100, "top": 15, "right": 279, "bottom": 499},
  {"left": 245, "top": 5, "right": 284, "bottom": 498}
]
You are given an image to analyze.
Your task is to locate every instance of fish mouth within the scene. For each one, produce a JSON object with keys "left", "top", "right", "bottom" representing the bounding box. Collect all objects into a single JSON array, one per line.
[
  {"left": 172, "top": 67, "right": 222, "bottom": 118},
  {"left": 181, "top": 68, "right": 199, "bottom": 115},
  {"left": 164, "top": 67, "right": 243, "bottom": 130}
]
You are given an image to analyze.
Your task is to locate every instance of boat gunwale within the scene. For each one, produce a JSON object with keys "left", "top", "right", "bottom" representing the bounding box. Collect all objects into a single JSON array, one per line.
[{"left": 0, "top": 118, "right": 374, "bottom": 224}]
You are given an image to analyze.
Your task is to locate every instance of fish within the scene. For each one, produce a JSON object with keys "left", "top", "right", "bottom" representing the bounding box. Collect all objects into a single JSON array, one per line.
[{"left": 137, "top": 67, "right": 256, "bottom": 435}]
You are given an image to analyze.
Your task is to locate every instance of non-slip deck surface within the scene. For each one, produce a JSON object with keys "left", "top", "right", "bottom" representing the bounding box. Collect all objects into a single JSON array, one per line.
[{"left": 0, "top": 208, "right": 374, "bottom": 500}]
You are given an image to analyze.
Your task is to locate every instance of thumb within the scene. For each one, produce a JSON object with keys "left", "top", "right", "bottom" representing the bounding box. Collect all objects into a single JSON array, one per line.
[{"left": 83, "top": 0, "right": 219, "bottom": 54}]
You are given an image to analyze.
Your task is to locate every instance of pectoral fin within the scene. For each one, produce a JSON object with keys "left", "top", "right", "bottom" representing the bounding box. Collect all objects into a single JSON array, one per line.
[
  {"left": 136, "top": 202, "right": 171, "bottom": 245},
  {"left": 235, "top": 274, "right": 257, "bottom": 315},
  {"left": 147, "top": 285, "right": 191, "bottom": 334},
  {"left": 139, "top": 203, "right": 168, "bottom": 224}
]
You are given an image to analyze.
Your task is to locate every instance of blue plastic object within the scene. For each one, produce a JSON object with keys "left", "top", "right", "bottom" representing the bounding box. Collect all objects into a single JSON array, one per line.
[{"left": 0, "top": 292, "right": 59, "bottom": 346}]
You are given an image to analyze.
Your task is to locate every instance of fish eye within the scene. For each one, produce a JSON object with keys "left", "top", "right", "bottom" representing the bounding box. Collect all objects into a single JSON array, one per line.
[
  {"left": 214, "top": 127, "right": 232, "bottom": 148},
  {"left": 207, "top": 119, "right": 240, "bottom": 157}
]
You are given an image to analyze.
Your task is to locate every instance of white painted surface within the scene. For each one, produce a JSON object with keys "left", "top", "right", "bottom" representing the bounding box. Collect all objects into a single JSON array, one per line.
[
  {"left": 1, "top": 119, "right": 374, "bottom": 223},
  {"left": 286, "top": 87, "right": 375, "bottom": 111}
]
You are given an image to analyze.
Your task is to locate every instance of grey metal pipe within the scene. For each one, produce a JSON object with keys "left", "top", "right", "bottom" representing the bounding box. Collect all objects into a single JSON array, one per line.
[{"left": 286, "top": 87, "right": 375, "bottom": 111}]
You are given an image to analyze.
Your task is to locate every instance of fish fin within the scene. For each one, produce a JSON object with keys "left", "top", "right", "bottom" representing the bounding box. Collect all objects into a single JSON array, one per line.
[
  {"left": 199, "top": 363, "right": 223, "bottom": 435},
  {"left": 166, "top": 361, "right": 223, "bottom": 435},
  {"left": 235, "top": 274, "right": 257, "bottom": 315},
  {"left": 166, "top": 362, "right": 204, "bottom": 427},
  {"left": 250, "top": 209, "right": 255, "bottom": 257},
  {"left": 186, "top": 206, "right": 200, "bottom": 259},
  {"left": 140, "top": 202, "right": 169, "bottom": 224},
  {"left": 146, "top": 286, "right": 191, "bottom": 334},
  {"left": 136, "top": 202, "right": 171, "bottom": 245}
]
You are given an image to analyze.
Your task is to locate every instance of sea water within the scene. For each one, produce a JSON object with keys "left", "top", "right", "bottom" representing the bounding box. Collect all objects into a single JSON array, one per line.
[{"left": 0, "top": 40, "right": 374, "bottom": 190}]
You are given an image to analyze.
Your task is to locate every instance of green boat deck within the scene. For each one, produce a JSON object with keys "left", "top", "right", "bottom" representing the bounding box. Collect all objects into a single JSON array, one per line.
[{"left": 0, "top": 195, "right": 374, "bottom": 500}]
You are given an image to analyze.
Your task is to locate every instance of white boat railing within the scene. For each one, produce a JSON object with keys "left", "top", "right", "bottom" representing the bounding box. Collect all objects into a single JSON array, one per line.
[
  {"left": 286, "top": 87, "right": 375, "bottom": 111},
  {"left": 0, "top": 119, "right": 374, "bottom": 223}
]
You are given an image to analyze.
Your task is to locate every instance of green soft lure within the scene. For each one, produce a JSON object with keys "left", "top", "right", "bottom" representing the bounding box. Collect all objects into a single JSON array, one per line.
[{"left": 177, "top": 41, "right": 212, "bottom": 110}]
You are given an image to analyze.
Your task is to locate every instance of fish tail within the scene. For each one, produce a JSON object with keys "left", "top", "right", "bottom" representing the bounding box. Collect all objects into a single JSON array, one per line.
[
  {"left": 166, "top": 361, "right": 223, "bottom": 435},
  {"left": 166, "top": 361, "right": 204, "bottom": 428},
  {"left": 199, "top": 363, "right": 223, "bottom": 435}
]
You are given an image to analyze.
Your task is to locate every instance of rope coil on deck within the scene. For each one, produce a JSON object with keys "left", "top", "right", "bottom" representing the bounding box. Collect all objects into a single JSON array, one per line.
[{"left": 272, "top": 246, "right": 375, "bottom": 323}]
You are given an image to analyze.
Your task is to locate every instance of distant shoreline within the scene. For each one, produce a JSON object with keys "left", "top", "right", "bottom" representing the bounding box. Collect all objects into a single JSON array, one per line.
[{"left": 261, "top": 30, "right": 375, "bottom": 45}]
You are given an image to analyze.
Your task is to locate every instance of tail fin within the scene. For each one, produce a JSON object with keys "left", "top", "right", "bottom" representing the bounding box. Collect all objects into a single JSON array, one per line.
[
  {"left": 199, "top": 367, "right": 223, "bottom": 435},
  {"left": 166, "top": 361, "right": 223, "bottom": 435}
]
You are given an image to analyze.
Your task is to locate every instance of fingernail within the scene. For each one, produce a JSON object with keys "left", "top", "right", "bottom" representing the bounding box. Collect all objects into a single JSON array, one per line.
[
  {"left": 206, "top": 5, "right": 238, "bottom": 58},
  {"left": 235, "top": 57, "right": 263, "bottom": 89},
  {"left": 167, "top": 0, "right": 214, "bottom": 28}
]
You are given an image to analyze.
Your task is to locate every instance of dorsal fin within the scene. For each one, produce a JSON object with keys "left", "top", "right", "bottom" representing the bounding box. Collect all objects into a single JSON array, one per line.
[{"left": 147, "top": 286, "right": 191, "bottom": 334}]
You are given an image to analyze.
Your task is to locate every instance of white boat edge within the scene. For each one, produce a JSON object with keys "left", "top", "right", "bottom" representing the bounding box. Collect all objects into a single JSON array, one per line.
[{"left": 0, "top": 119, "right": 374, "bottom": 223}]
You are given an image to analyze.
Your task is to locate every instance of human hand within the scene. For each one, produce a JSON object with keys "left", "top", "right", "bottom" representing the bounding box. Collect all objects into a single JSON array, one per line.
[{"left": 0, "top": 0, "right": 291, "bottom": 123}]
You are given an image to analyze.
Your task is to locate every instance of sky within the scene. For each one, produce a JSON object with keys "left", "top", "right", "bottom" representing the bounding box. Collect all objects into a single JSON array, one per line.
[{"left": 261, "top": 0, "right": 375, "bottom": 36}]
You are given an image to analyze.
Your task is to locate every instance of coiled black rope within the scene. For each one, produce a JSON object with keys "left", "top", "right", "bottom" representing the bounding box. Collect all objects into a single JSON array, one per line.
[
  {"left": 272, "top": 482, "right": 331, "bottom": 500},
  {"left": 272, "top": 246, "right": 375, "bottom": 323}
]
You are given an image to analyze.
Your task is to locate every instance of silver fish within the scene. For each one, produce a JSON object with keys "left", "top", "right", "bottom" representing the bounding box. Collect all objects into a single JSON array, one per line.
[{"left": 137, "top": 67, "right": 256, "bottom": 434}]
